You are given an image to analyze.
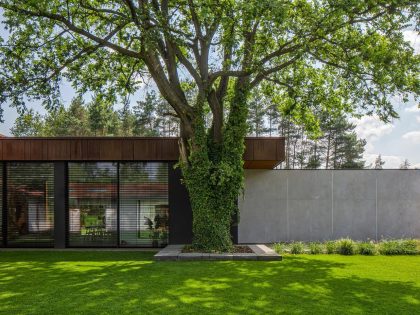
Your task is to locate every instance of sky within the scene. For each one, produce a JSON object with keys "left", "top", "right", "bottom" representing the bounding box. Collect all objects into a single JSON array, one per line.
[{"left": 0, "top": 11, "right": 419, "bottom": 169}]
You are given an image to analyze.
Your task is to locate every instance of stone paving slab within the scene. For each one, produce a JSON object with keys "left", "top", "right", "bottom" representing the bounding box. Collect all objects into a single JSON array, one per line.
[{"left": 154, "top": 244, "right": 282, "bottom": 261}]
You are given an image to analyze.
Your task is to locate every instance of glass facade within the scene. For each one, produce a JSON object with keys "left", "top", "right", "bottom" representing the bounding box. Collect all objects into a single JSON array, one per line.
[
  {"left": 1, "top": 161, "right": 170, "bottom": 248},
  {"left": 68, "top": 162, "right": 118, "bottom": 247},
  {"left": 6, "top": 163, "right": 54, "bottom": 247},
  {"left": 119, "top": 162, "right": 169, "bottom": 247}
]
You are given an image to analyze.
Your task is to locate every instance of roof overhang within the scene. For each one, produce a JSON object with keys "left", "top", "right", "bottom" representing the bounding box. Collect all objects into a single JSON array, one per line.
[{"left": 0, "top": 137, "right": 285, "bottom": 169}]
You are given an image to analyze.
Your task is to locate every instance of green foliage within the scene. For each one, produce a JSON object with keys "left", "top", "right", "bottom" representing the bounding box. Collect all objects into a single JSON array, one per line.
[
  {"left": 274, "top": 239, "right": 420, "bottom": 256},
  {"left": 335, "top": 238, "right": 356, "bottom": 255},
  {"left": 10, "top": 95, "right": 179, "bottom": 137},
  {"left": 378, "top": 239, "right": 419, "bottom": 255},
  {"left": 325, "top": 241, "right": 337, "bottom": 254},
  {"left": 309, "top": 242, "right": 323, "bottom": 254},
  {"left": 273, "top": 243, "right": 285, "bottom": 254},
  {"left": 358, "top": 242, "right": 377, "bottom": 256},
  {"left": 290, "top": 242, "right": 305, "bottom": 254}
]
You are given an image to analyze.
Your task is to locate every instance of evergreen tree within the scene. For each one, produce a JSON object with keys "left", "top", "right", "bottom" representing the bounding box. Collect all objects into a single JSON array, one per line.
[
  {"left": 399, "top": 159, "right": 410, "bottom": 169},
  {"left": 374, "top": 155, "right": 386, "bottom": 169}
]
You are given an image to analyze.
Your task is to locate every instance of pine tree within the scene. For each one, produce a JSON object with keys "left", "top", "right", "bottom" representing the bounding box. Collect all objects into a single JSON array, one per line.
[
  {"left": 374, "top": 155, "right": 386, "bottom": 169},
  {"left": 399, "top": 159, "right": 410, "bottom": 169}
]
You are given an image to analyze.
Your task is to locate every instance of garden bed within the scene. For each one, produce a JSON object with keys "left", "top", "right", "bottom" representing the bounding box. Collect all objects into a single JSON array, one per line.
[
  {"left": 154, "top": 244, "right": 281, "bottom": 261},
  {"left": 182, "top": 245, "right": 253, "bottom": 254},
  {"left": 271, "top": 239, "right": 420, "bottom": 256}
]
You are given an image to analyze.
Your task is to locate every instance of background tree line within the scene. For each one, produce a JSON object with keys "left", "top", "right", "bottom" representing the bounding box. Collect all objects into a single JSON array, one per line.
[
  {"left": 12, "top": 89, "right": 368, "bottom": 169},
  {"left": 11, "top": 91, "right": 179, "bottom": 137}
]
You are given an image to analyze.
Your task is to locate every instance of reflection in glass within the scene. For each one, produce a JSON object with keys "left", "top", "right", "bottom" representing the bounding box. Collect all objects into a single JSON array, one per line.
[
  {"left": 68, "top": 163, "right": 117, "bottom": 247},
  {"left": 119, "top": 163, "right": 169, "bottom": 247},
  {"left": 7, "top": 163, "right": 54, "bottom": 247}
]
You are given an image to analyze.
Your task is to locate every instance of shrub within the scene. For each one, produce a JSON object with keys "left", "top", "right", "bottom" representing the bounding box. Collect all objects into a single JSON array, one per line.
[
  {"left": 290, "top": 242, "right": 304, "bottom": 254},
  {"left": 325, "top": 241, "right": 336, "bottom": 254},
  {"left": 379, "top": 239, "right": 419, "bottom": 255},
  {"left": 358, "top": 242, "right": 377, "bottom": 255},
  {"left": 336, "top": 238, "right": 356, "bottom": 255},
  {"left": 309, "top": 242, "right": 323, "bottom": 254},
  {"left": 272, "top": 243, "right": 284, "bottom": 254}
]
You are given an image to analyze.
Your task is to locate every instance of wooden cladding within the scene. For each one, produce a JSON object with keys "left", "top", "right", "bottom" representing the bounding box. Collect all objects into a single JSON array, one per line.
[{"left": 0, "top": 137, "right": 285, "bottom": 168}]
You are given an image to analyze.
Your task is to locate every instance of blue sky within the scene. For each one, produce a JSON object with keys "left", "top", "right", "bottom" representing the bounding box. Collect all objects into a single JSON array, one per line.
[{"left": 0, "top": 11, "right": 419, "bottom": 168}]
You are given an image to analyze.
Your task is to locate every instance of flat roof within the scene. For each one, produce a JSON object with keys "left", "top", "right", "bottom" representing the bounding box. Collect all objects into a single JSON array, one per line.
[{"left": 0, "top": 137, "right": 285, "bottom": 169}]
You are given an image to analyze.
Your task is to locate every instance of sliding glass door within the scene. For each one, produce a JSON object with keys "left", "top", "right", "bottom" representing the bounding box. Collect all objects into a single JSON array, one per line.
[
  {"left": 68, "top": 162, "right": 118, "bottom": 247},
  {"left": 119, "top": 163, "right": 169, "bottom": 247},
  {"left": 7, "top": 163, "right": 54, "bottom": 247}
]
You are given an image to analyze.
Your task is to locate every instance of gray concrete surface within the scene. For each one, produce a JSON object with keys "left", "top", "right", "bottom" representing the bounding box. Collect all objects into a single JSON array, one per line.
[{"left": 238, "top": 170, "right": 420, "bottom": 243}]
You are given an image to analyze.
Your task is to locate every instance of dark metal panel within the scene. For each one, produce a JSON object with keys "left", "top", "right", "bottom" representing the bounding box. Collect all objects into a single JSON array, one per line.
[
  {"left": 168, "top": 162, "right": 192, "bottom": 244},
  {"left": 54, "top": 162, "right": 66, "bottom": 248}
]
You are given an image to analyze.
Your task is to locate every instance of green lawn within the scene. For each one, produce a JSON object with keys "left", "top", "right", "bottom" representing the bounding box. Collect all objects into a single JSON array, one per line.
[{"left": 0, "top": 252, "right": 419, "bottom": 314}]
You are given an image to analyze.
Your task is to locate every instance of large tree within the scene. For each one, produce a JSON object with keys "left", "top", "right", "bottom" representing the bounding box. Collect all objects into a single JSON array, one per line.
[{"left": 0, "top": 1, "right": 419, "bottom": 251}]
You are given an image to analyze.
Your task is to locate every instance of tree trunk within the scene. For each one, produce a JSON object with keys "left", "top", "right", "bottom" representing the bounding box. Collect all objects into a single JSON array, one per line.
[{"left": 179, "top": 81, "right": 249, "bottom": 251}]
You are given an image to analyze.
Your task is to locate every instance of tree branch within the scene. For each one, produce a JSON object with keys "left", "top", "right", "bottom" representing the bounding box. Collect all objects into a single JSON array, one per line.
[{"left": 0, "top": 3, "right": 140, "bottom": 59}]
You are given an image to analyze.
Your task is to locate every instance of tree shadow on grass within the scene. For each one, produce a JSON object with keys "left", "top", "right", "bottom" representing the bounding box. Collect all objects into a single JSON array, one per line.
[{"left": 0, "top": 252, "right": 419, "bottom": 314}]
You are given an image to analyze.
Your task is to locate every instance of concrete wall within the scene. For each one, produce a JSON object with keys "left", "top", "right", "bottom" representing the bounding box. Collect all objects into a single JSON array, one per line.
[{"left": 238, "top": 170, "right": 420, "bottom": 243}]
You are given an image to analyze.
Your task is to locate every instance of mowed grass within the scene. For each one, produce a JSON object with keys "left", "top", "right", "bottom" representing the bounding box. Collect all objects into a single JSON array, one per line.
[{"left": 0, "top": 252, "right": 419, "bottom": 315}]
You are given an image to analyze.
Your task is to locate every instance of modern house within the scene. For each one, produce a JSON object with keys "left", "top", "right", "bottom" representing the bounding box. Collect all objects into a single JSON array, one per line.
[{"left": 0, "top": 137, "right": 285, "bottom": 248}]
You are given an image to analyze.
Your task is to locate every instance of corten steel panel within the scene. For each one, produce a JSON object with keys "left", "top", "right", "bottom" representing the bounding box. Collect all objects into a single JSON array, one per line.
[
  {"left": 276, "top": 137, "right": 286, "bottom": 160},
  {"left": 47, "top": 140, "right": 70, "bottom": 160},
  {"left": 83, "top": 140, "right": 100, "bottom": 160},
  {"left": 158, "top": 139, "right": 179, "bottom": 160},
  {"left": 0, "top": 141, "right": 2, "bottom": 160},
  {"left": 0, "top": 137, "right": 285, "bottom": 167},
  {"left": 253, "top": 139, "right": 277, "bottom": 160},
  {"left": 244, "top": 160, "right": 280, "bottom": 169},
  {"left": 2, "top": 140, "right": 25, "bottom": 160},
  {"left": 29, "top": 140, "right": 47, "bottom": 160},
  {"left": 121, "top": 140, "right": 134, "bottom": 160},
  {"left": 69, "top": 139, "right": 83, "bottom": 160},
  {"left": 100, "top": 140, "right": 122, "bottom": 160},
  {"left": 243, "top": 139, "right": 254, "bottom": 160}
]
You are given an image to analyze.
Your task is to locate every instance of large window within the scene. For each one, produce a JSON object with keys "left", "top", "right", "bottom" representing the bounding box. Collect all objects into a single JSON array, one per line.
[
  {"left": 119, "top": 163, "right": 169, "bottom": 247},
  {"left": 7, "top": 163, "right": 54, "bottom": 247},
  {"left": 68, "top": 163, "right": 118, "bottom": 247}
]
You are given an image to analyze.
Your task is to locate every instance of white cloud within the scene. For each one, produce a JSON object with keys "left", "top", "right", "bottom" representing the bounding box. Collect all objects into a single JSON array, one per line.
[
  {"left": 352, "top": 116, "right": 395, "bottom": 142},
  {"left": 405, "top": 104, "right": 420, "bottom": 113},
  {"left": 416, "top": 116, "right": 420, "bottom": 123},
  {"left": 403, "top": 30, "right": 420, "bottom": 53},
  {"left": 402, "top": 131, "right": 420, "bottom": 144}
]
